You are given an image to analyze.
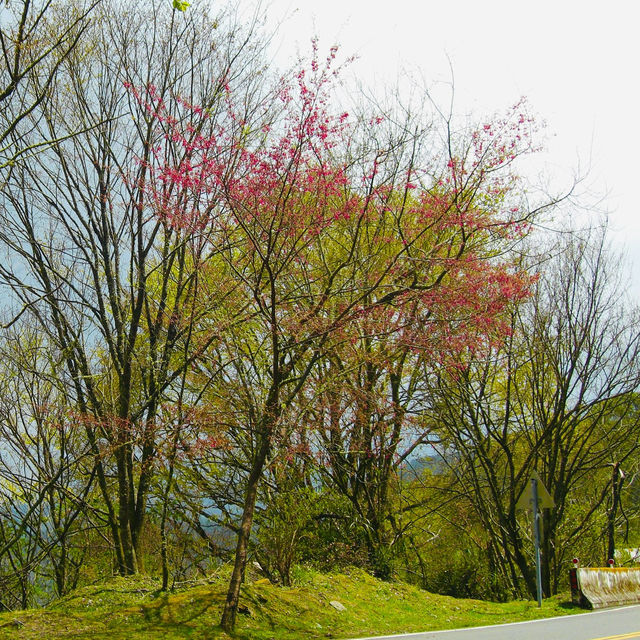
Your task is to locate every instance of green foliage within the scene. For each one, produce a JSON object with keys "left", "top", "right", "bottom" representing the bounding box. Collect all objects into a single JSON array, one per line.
[
  {"left": 293, "top": 490, "right": 370, "bottom": 572},
  {"left": 423, "top": 547, "right": 512, "bottom": 602},
  {"left": 396, "top": 474, "right": 513, "bottom": 601},
  {"left": 172, "top": 0, "right": 190, "bottom": 10},
  {"left": 253, "top": 485, "right": 318, "bottom": 586}
]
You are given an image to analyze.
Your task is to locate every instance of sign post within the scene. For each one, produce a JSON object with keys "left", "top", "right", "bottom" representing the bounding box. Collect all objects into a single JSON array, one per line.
[
  {"left": 532, "top": 476, "right": 543, "bottom": 607},
  {"left": 517, "top": 472, "right": 554, "bottom": 607}
]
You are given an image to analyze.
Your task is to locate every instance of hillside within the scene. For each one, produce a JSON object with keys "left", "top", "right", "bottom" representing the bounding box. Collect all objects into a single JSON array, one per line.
[{"left": 0, "top": 567, "right": 580, "bottom": 639}]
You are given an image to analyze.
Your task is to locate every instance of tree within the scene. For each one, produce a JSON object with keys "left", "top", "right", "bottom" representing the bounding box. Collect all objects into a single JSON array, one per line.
[
  {"left": 152, "top": 44, "right": 547, "bottom": 628},
  {"left": 0, "top": 322, "right": 96, "bottom": 607},
  {"left": 304, "top": 321, "right": 433, "bottom": 579},
  {"left": 427, "top": 225, "right": 640, "bottom": 597},
  {"left": 0, "top": 0, "right": 269, "bottom": 575}
]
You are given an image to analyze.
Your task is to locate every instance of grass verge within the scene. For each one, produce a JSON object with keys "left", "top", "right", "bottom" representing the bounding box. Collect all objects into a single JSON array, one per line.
[{"left": 0, "top": 567, "right": 582, "bottom": 639}]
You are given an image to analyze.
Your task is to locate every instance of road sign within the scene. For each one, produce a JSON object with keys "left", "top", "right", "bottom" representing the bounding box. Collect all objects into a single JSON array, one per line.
[
  {"left": 516, "top": 471, "right": 555, "bottom": 511},
  {"left": 516, "top": 472, "right": 555, "bottom": 608}
]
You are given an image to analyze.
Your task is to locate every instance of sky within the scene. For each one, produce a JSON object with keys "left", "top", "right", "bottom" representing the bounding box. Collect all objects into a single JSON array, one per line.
[{"left": 258, "top": 0, "right": 640, "bottom": 298}]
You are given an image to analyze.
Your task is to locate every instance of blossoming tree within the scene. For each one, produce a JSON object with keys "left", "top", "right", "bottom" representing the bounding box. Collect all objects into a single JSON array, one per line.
[{"left": 142, "top": 43, "right": 547, "bottom": 629}]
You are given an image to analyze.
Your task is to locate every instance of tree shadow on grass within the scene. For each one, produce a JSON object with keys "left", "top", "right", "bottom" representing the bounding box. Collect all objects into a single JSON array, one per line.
[
  {"left": 142, "top": 587, "right": 224, "bottom": 626},
  {"left": 139, "top": 588, "right": 271, "bottom": 640}
]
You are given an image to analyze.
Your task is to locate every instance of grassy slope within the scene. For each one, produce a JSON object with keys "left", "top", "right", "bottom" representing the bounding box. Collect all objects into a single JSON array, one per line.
[{"left": 0, "top": 567, "right": 581, "bottom": 640}]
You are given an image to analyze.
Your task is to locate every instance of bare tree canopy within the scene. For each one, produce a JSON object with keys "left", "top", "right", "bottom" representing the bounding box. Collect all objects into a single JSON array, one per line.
[{"left": 0, "top": 0, "right": 103, "bottom": 174}]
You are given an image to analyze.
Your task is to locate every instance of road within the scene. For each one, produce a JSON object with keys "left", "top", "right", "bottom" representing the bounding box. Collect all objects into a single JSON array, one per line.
[{"left": 348, "top": 604, "right": 640, "bottom": 640}]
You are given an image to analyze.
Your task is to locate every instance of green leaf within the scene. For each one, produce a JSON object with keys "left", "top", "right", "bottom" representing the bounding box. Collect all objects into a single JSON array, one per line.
[{"left": 172, "top": 0, "right": 190, "bottom": 11}]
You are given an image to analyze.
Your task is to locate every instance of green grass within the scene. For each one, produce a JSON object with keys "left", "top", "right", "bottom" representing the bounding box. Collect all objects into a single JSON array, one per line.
[{"left": 0, "top": 567, "right": 582, "bottom": 639}]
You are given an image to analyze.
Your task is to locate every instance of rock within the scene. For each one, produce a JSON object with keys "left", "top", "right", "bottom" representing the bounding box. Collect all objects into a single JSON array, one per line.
[{"left": 329, "top": 600, "right": 346, "bottom": 611}]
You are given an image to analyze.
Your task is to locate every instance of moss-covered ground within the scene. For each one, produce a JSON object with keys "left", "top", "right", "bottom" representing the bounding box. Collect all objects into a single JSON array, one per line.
[{"left": 0, "top": 567, "right": 582, "bottom": 639}]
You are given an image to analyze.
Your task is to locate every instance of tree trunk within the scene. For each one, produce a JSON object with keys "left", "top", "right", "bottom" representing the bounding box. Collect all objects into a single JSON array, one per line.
[
  {"left": 116, "top": 447, "right": 138, "bottom": 575},
  {"left": 220, "top": 431, "right": 271, "bottom": 632}
]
